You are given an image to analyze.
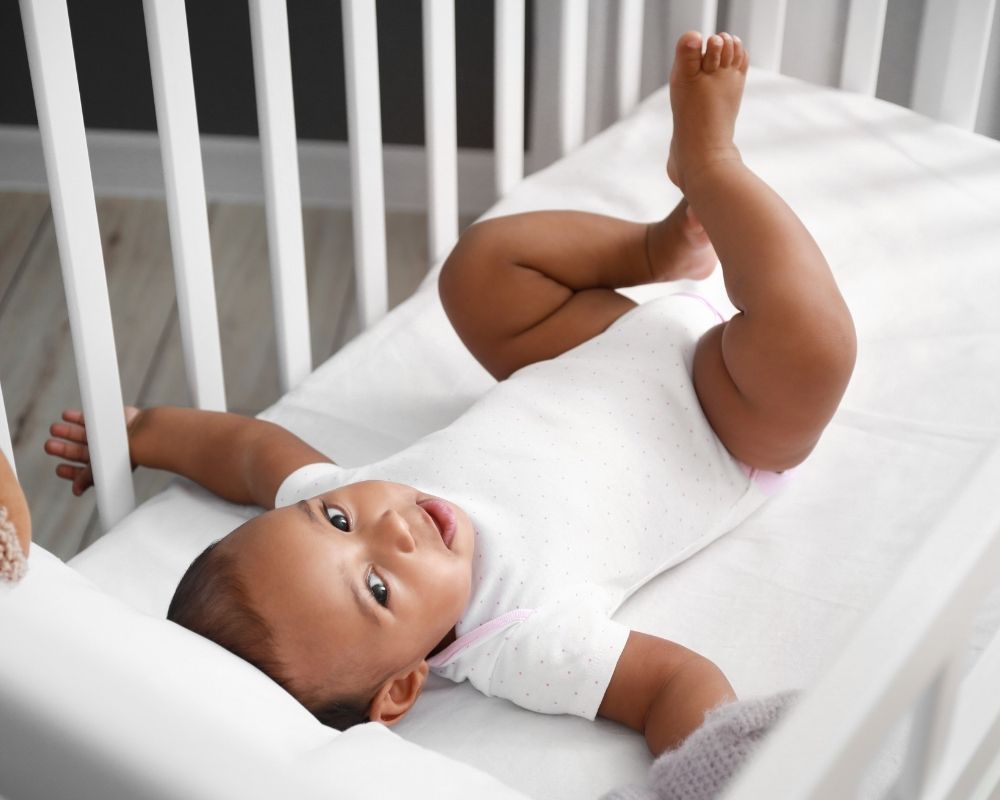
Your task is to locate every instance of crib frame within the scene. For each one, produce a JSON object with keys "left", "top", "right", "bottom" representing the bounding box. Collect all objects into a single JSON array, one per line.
[{"left": 3, "top": 1, "right": 1000, "bottom": 797}]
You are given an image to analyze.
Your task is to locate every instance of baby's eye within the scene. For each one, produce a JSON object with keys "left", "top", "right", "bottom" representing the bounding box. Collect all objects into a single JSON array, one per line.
[
  {"left": 366, "top": 568, "right": 389, "bottom": 607},
  {"left": 323, "top": 503, "right": 351, "bottom": 532}
]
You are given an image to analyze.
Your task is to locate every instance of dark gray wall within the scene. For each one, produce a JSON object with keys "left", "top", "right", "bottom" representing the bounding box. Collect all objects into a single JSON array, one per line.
[{"left": 1, "top": 0, "right": 533, "bottom": 148}]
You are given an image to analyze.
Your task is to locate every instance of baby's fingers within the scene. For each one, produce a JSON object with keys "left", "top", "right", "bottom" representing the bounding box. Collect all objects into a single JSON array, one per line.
[
  {"left": 61, "top": 409, "right": 85, "bottom": 425},
  {"left": 44, "top": 436, "right": 90, "bottom": 465},
  {"left": 54, "top": 463, "right": 93, "bottom": 495},
  {"left": 51, "top": 417, "right": 88, "bottom": 445}
]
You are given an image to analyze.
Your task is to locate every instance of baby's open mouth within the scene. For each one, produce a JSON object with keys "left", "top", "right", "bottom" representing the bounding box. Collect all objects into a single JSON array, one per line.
[{"left": 417, "top": 499, "right": 457, "bottom": 549}]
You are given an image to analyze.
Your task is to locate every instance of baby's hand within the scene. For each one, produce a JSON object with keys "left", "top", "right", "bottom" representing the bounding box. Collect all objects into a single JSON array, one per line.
[{"left": 44, "top": 406, "right": 141, "bottom": 496}]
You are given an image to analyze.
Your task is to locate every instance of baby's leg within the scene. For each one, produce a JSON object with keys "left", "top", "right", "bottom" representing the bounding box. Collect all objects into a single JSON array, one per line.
[
  {"left": 669, "top": 32, "right": 856, "bottom": 471},
  {"left": 440, "top": 200, "right": 716, "bottom": 381}
]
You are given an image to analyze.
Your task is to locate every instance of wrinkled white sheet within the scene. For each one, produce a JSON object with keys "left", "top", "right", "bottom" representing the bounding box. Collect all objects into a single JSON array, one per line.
[{"left": 57, "top": 69, "right": 1000, "bottom": 798}]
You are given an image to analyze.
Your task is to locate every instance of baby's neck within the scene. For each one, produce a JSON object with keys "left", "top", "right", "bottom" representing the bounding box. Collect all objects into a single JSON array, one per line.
[{"left": 428, "top": 626, "right": 457, "bottom": 658}]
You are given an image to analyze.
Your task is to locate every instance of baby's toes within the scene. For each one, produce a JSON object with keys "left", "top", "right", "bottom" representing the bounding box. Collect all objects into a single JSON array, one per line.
[
  {"left": 719, "top": 32, "right": 734, "bottom": 68},
  {"left": 703, "top": 34, "right": 723, "bottom": 73},
  {"left": 673, "top": 31, "right": 704, "bottom": 79},
  {"left": 735, "top": 36, "right": 749, "bottom": 72}
]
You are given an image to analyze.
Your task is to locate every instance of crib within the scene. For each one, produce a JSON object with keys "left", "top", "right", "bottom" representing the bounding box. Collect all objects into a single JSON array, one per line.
[{"left": 1, "top": 0, "right": 999, "bottom": 797}]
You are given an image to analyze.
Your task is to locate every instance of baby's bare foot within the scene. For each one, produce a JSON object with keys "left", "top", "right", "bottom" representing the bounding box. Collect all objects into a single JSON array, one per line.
[
  {"left": 647, "top": 199, "right": 717, "bottom": 282},
  {"left": 666, "top": 31, "right": 748, "bottom": 192}
]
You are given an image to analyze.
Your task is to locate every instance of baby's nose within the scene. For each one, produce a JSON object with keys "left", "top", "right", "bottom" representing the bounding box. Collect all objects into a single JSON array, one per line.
[{"left": 378, "top": 509, "right": 415, "bottom": 553}]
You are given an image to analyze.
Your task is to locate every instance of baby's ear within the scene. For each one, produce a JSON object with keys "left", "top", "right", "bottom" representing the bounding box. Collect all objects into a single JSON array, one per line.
[{"left": 367, "top": 660, "right": 429, "bottom": 725}]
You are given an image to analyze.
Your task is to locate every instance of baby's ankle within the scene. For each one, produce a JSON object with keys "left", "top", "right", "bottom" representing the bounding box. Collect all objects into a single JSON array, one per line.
[{"left": 675, "top": 146, "right": 743, "bottom": 192}]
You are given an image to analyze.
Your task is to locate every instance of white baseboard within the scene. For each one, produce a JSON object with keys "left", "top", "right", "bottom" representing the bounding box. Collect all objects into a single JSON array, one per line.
[{"left": 0, "top": 125, "right": 500, "bottom": 216}]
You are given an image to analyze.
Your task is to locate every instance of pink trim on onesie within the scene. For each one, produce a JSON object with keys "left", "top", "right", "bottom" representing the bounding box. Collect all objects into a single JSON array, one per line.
[
  {"left": 426, "top": 608, "right": 535, "bottom": 668},
  {"left": 670, "top": 291, "right": 797, "bottom": 496},
  {"left": 739, "top": 463, "right": 796, "bottom": 496},
  {"left": 671, "top": 290, "right": 727, "bottom": 324}
]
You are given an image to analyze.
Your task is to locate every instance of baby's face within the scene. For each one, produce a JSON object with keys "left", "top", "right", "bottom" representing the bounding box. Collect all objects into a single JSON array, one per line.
[{"left": 225, "top": 480, "right": 475, "bottom": 700}]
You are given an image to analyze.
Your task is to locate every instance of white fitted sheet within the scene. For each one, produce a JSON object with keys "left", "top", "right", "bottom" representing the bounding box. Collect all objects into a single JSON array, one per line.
[{"left": 59, "top": 69, "right": 1000, "bottom": 799}]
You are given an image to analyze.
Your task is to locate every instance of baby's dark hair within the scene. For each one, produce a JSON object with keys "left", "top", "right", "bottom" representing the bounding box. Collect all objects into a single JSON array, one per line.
[{"left": 167, "top": 538, "right": 370, "bottom": 730}]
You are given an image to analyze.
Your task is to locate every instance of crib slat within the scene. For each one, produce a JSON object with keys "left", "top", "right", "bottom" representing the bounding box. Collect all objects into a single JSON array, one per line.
[
  {"left": 19, "top": 0, "right": 135, "bottom": 530},
  {"left": 143, "top": 0, "right": 226, "bottom": 411},
  {"left": 912, "top": 0, "right": 998, "bottom": 130},
  {"left": 249, "top": 0, "right": 312, "bottom": 393},
  {"left": 840, "top": 0, "right": 889, "bottom": 96},
  {"left": 0, "top": 384, "right": 14, "bottom": 476},
  {"left": 558, "top": 0, "right": 588, "bottom": 156},
  {"left": 739, "top": 0, "right": 788, "bottom": 73},
  {"left": 342, "top": 0, "right": 388, "bottom": 329},
  {"left": 616, "top": 0, "right": 644, "bottom": 118},
  {"left": 582, "top": 1, "right": 610, "bottom": 141},
  {"left": 666, "top": 0, "right": 719, "bottom": 39},
  {"left": 926, "top": 628, "right": 1000, "bottom": 800},
  {"left": 697, "top": 0, "right": 720, "bottom": 33},
  {"left": 422, "top": 0, "right": 459, "bottom": 267},
  {"left": 894, "top": 650, "right": 965, "bottom": 797},
  {"left": 495, "top": 0, "right": 525, "bottom": 197}
]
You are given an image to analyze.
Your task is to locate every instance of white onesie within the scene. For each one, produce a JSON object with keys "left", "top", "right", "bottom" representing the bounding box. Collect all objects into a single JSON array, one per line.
[{"left": 275, "top": 293, "right": 788, "bottom": 720}]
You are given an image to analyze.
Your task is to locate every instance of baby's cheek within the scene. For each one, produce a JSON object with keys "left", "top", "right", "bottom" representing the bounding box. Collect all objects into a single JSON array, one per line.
[
  {"left": 429, "top": 562, "right": 472, "bottom": 620},
  {"left": 456, "top": 562, "right": 474, "bottom": 609}
]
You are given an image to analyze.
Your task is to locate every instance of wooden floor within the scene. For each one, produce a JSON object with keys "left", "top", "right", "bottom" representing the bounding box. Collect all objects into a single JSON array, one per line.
[{"left": 0, "top": 191, "right": 471, "bottom": 560}]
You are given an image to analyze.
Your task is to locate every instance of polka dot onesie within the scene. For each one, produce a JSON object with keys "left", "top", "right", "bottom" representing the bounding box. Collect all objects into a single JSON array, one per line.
[{"left": 275, "top": 293, "right": 786, "bottom": 720}]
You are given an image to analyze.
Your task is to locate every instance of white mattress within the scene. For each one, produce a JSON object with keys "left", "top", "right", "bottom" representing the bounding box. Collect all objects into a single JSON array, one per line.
[{"left": 65, "top": 70, "right": 1000, "bottom": 799}]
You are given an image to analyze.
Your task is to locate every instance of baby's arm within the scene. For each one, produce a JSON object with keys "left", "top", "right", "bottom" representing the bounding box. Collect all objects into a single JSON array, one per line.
[
  {"left": 45, "top": 407, "right": 330, "bottom": 509},
  {"left": 599, "top": 631, "right": 736, "bottom": 756}
]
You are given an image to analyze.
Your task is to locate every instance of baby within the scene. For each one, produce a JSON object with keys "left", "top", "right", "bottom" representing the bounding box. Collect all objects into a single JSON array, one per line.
[{"left": 46, "top": 31, "right": 855, "bottom": 793}]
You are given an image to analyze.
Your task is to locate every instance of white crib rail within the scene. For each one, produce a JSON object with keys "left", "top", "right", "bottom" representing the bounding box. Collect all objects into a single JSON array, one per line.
[
  {"left": 726, "top": 439, "right": 1000, "bottom": 799},
  {"left": 615, "top": 0, "right": 645, "bottom": 118},
  {"left": 558, "top": 0, "right": 588, "bottom": 157},
  {"left": 840, "top": 0, "right": 890, "bottom": 96},
  {"left": 928, "top": 628, "right": 1000, "bottom": 799},
  {"left": 725, "top": 0, "right": 996, "bottom": 130},
  {"left": 341, "top": 0, "right": 388, "bottom": 330},
  {"left": 736, "top": 0, "right": 788, "bottom": 73},
  {"left": 912, "top": 0, "right": 999, "bottom": 131},
  {"left": 249, "top": 0, "right": 313, "bottom": 393},
  {"left": 19, "top": 0, "right": 135, "bottom": 530},
  {"left": 422, "top": 0, "right": 459, "bottom": 268},
  {"left": 143, "top": 0, "right": 227, "bottom": 412},
  {"left": 0, "top": 385, "right": 14, "bottom": 477},
  {"left": 495, "top": 0, "right": 526, "bottom": 197}
]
